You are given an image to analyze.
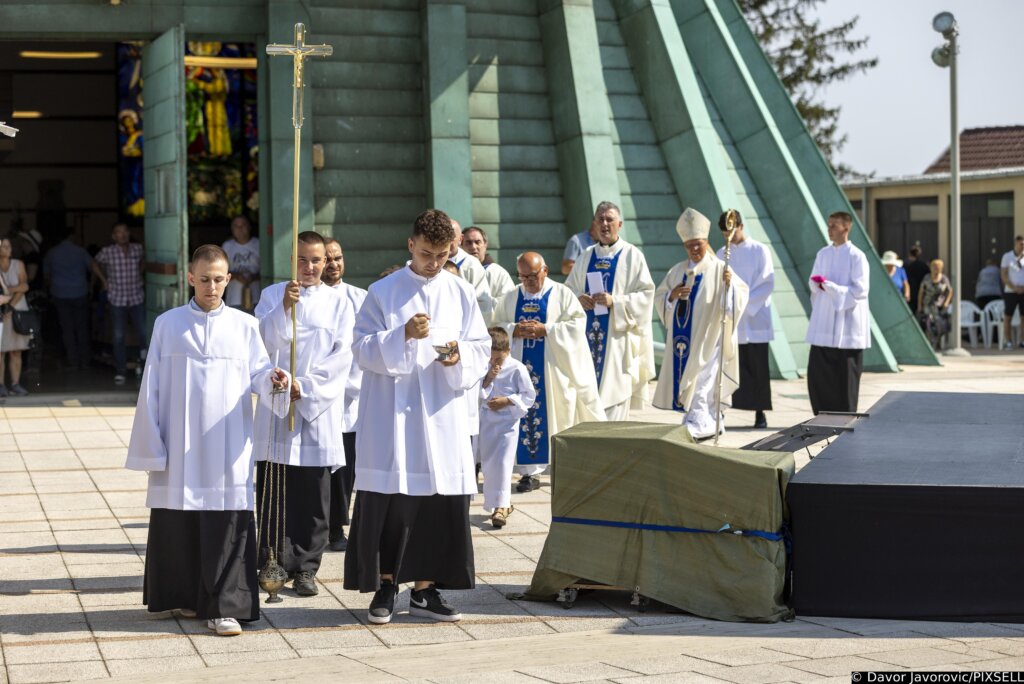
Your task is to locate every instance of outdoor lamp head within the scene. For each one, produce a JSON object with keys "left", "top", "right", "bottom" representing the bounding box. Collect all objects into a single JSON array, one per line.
[
  {"left": 931, "top": 45, "right": 951, "bottom": 68},
  {"left": 932, "top": 11, "right": 957, "bottom": 37}
]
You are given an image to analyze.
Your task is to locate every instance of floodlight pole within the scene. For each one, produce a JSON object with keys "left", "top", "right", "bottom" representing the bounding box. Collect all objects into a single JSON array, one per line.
[
  {"left": 935, "top": 14, "right": 968, "bottom": 356},
  {"left": 947, "top": 27, "right": 964, "bottom": 354}
]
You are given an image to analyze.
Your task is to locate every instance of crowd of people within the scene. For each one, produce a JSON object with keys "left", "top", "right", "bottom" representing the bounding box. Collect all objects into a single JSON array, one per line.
[
  {"left": 125, "top": 204, "right": 872, "bottom": 636},
  {"left": 0, "top": 217, "right": 263, "bottom": 396},
  {"left": 883, "top": 234, "right": 1024, "bottom": 350}
]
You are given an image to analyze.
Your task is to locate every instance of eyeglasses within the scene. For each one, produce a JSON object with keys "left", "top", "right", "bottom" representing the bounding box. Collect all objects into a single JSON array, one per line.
[{"left": 517, "top": 272, "right": 542, "bottom": 282}]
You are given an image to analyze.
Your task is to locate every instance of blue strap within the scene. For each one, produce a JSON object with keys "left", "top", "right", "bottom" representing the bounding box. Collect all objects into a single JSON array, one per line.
[{"left": 551, "top": 516, "right": 783, "bottom": 542}]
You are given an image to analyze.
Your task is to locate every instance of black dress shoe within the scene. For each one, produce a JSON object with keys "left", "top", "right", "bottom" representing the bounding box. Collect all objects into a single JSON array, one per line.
[
  {"left": 754, "top": 411, "right": 768, "bottom": 429},
  {"left": 328, "top": 532, "right": 348, "bottom": 552},
  {"left": 292, "top": 570, "right": 319, "bottom": 596},
  {"left": 516, "top": 475, "right": 540, "bottom": 492}
]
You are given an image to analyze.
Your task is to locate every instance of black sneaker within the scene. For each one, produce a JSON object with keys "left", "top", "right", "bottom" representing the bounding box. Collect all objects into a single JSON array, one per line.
[
  {"left": 328, "top": 530, "right": 347, "bottom": 552},
  {"left": 409, "top": 586, "right": 461, "bottom": 622},
  {"left": 516, "top": 475, "right": 540, "bottom": 493},
  {"left": 367, "top": 580, "right": 398, "bottom": 624},
  {"left": 292, "top": 570, "right": 318, "bottom": 596}
]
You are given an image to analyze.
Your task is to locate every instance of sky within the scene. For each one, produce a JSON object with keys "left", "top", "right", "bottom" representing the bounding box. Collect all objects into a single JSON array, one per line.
[{"left": 807, "top": 0, "right": 1023, "bottom": 178}]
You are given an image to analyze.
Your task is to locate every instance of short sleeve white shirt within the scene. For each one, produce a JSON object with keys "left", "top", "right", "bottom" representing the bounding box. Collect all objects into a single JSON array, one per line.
[{"left": 1001, "top": 250, "right": 1024, "bottom": 292}]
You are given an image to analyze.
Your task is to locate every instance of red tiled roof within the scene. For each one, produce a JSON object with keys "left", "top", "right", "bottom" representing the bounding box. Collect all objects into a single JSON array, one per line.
[{"left": 925, "top": 126, "right": 1024, "bottom": 174}]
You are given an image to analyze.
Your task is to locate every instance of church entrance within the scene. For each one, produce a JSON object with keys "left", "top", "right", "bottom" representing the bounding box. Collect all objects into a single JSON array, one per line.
[{"left": 0, "top": 31, "right": 259, "bottom": 395}]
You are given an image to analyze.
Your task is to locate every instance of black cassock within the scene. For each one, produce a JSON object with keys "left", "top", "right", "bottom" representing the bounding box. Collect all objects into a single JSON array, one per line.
[
  {"left": 329, "top": 431, "right": 357, "bottom": 536},
  {"left": 255, "top": 462, "right": 331, "bottom": 575},
  {"left": 143, "top": 508, "right": 259, "bottom": 621},
  {"left": 731, "top": 342, "right": 772, "bottom": 411},
  {"left": 343, "top": 491, "right": 474, "bottom": 593},
  {"left": 807, "top": 345, "right": 863, "bottom": 415}
]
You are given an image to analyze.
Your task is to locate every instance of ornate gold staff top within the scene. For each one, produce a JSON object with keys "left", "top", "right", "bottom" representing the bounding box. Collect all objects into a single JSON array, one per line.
[{"left": 266, "top": 24, "right": 332, "bottom": 430}]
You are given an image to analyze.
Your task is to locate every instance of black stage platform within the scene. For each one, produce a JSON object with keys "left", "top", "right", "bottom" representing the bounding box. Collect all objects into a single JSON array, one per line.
[{"left": 787, "top": 390, "right": 1024, "bottom": 621}]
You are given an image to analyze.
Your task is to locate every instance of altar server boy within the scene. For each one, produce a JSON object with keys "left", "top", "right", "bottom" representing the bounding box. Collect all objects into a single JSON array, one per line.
[
  {"left": 477, "top": 327, "right": 536, "bottom": 528},
  {"left": 345, "top": 209, "right": 490, "bottom": 625},
  {"left": 126, "top": 245, "right": 288, "bottom": 637}
]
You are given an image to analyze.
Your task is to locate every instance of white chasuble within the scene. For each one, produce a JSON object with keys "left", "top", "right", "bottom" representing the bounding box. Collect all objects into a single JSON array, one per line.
[
  {"left": 565, "top": 240, "right": 656, "bottom": 411},
  {"left": 493, "top": 280, "right": 605, "bottom": 458},
  {"left": 353, "top": 267, "right": 491, "bottom": 496},
  {"left": 453, "top": 247, "right": 493, "bottom": 319},
  {"left": 126, "top": 302, "right": 283, "bottom": 511},
  {"left": 253, "top": 282, "right": 354, "bottom": 468},
  {"left": 805, "top": 242, "right": 871, "bottom": 350},
  {"left": 653, "top": 252, "right": 749, "bottom": 419},
  {"left": 483, "top": 261, "right": 517, "bottom": 307}
]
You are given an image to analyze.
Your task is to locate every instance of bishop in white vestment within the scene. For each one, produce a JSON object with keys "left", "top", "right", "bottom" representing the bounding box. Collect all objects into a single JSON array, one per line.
[
  {"left": 654, "top": 208, "right": 749, "bottom": 440},
  {"left": 805, "top": 211, "right": 871, "bottom": 414},
  {"left": 344, "top": 210, "right": 490, "bottom": 625},
  {"left": 253, "top": 232, "right": 354, "bottom": 597},
  {"left": 322, "top": 238, "right": 367, "bottom": 552},
  {"left": 714, "top": 210, "right": 775, "bottom": 428},
  {"left": 127, "top": 246, "right": 287, "bottom": 635},
  {"left": 493, "top": 252, "right": 604, "bottom": 492},
  {"left": 565, "top": 202, "right": 655, "bottom": 421}
]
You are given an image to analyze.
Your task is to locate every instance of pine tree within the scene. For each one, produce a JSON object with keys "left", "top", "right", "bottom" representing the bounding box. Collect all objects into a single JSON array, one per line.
[{"left": 738, "top": 0, "right": 877, "bottom": 178}]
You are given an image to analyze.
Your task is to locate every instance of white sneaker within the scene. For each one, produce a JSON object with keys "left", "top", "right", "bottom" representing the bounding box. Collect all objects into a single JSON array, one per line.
[
  {"left": 1004, "top": 342, "right": 1014, "bottom": 350},
  {"left": 207, "top": 617, "right": 242, "bottom": 636}
]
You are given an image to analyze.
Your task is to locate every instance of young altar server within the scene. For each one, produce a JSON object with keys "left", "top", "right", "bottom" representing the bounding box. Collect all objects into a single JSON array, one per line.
[
  {"left": 715, "top": 210, "right": 775, "bottom": 429},
  {"left": 492, "top": 252, "right": 605, "bottom": 493},
  {"left": 253, "top": 231, "right": 354, "bottom": 597},
  {"left": 565, "top": 201, "right": 656, "bottom": 421},
  {"left": 653, "top": 208, "right": 748, "bottom": 440},
  {"left": 805, "top": 211, "right": 870, "bottom": 414},
  {"left": 126, "top": 245, "right": 288, "bottom": 637},
  {"left": 477, "top": 327, "right": 536, "bottom": 528},
  {"left": 344, "top": 209, "right": 491, "bottom": 625}
]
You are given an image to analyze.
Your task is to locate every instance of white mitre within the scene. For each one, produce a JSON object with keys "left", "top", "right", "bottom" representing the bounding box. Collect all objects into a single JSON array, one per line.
[{"left": 675, "top": 207, "right": 710, "bottom": 242}]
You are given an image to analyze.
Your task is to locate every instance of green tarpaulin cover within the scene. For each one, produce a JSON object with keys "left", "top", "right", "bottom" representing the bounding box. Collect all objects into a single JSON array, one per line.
[{"left": 522, "top": 422, "right": 794, "bottom": 622}]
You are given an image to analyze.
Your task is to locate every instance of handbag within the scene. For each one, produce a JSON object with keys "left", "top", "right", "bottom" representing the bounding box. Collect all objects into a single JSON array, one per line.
[{"left": 11, "top": 309, "right": 40, "bottom": 337}]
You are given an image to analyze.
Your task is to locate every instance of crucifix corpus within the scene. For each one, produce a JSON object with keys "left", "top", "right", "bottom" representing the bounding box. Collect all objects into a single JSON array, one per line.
[{"left": 266, "top": 23, "right": 332, "bottom": 430}]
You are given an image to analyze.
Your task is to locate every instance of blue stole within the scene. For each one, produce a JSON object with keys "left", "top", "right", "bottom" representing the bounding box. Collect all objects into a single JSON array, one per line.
[
  {"left": 454, "top": 256, "right": 466, "bottom": 268},
  {"left": 584, "top": 248, "right": 621, "bottom": 388},
  {"left": 670, "top": 271, "right": 703, "bottom": 412},
  {"left": 515, "top": 288, "right": 552, "bottom": 466}
]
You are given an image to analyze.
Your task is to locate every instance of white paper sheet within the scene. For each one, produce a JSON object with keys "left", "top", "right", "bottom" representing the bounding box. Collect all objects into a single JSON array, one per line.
[{"left": 587, "top": 272, "right": 609, "bottom": 315}]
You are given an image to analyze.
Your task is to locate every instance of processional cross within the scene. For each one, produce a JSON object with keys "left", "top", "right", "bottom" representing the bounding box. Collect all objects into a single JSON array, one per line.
[
  {"left": 266, "top": 24, "right": 332, "bottom": 430},
  {"left": 255, "top": 24, "right": 332, "bottom": 606}
]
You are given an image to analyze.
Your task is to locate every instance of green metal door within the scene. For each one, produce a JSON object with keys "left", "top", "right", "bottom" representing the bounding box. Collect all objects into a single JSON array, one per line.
[{"left": 142, "top": 24, "right": 187, "bottom": 328}]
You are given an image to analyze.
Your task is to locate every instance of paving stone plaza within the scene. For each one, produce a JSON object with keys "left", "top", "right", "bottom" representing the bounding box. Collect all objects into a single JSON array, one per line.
[{"left": 1, "top": 353, "right": 1023, "bottom": 684}]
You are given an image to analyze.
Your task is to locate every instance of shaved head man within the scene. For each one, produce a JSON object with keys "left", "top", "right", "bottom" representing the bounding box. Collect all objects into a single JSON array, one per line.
[{"left": 490, "top": 250, "right": 605, "bottom": 493}]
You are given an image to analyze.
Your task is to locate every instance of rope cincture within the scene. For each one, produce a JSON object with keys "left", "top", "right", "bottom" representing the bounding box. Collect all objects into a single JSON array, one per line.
[{"left": 551, "top": 516, "right": 783, "bottom": 542}]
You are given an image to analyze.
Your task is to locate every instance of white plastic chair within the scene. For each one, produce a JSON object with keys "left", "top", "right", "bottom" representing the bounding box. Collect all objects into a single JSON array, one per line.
[
  {"left": 960, "top": 300, "right": 984, "bottom": 348},
  {"left": 982, "top": 299, "right": 1022, "bottom": 348},
  {"left": 983, "top": 300, "right": 1004, "bottom": 349}
]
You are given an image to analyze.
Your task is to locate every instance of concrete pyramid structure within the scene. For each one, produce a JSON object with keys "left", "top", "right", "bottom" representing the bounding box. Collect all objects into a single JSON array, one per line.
[{"left": 304, "top": 0, "right": 939, "bottom": 374}]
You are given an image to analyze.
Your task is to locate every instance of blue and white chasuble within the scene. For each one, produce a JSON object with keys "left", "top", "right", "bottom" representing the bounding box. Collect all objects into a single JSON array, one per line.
[
  {"left": 515, "top": 289, "right": 552, "bottom": 466},
  {"left": 584, "top": 249, "right": 621, "bottom": 388},
  {"left": 669, "top": 272, "right": 703, "bottom": 411}
]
